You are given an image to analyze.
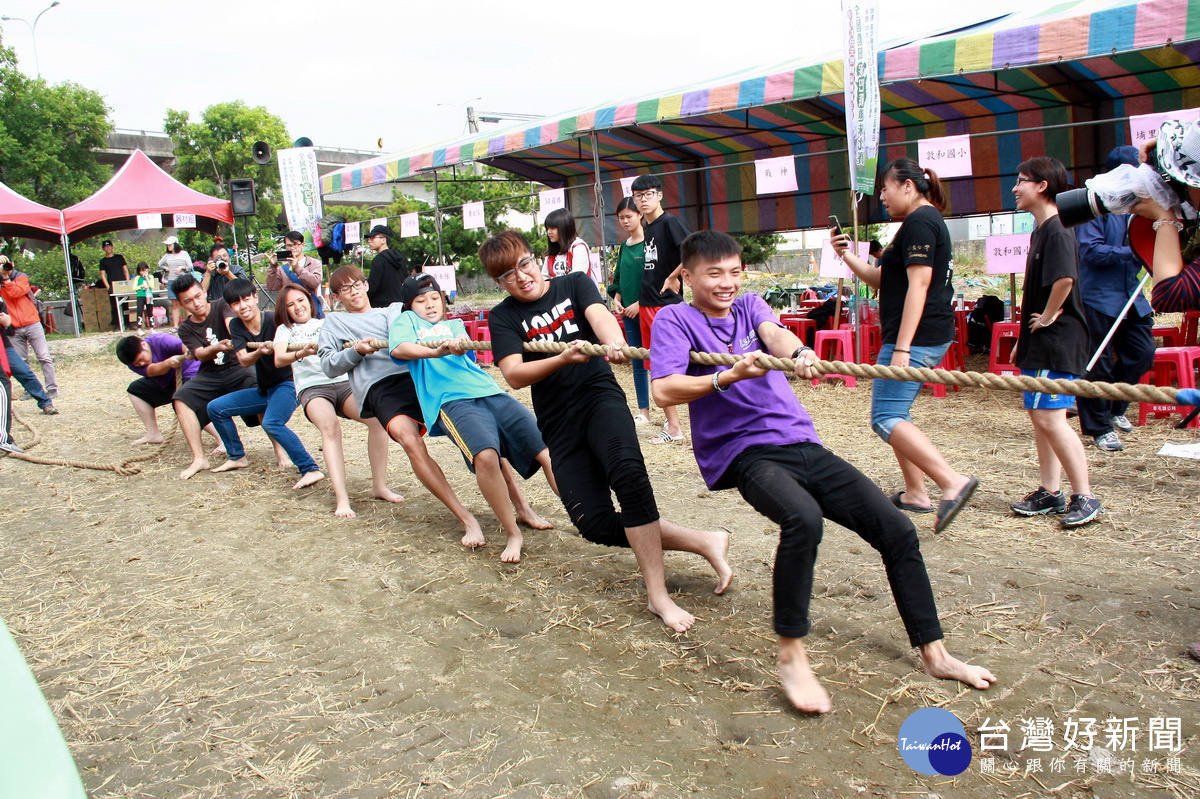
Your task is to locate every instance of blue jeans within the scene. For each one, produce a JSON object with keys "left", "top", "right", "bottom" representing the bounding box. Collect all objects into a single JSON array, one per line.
[
  {"left": 870, "top": 341, "right": 951, "bottom": 443},
  {"left": 622, "top": 314, "right": 649, "bottom": 411},
  {"left": 5, "top": 344, "right": 52, "bottom": 409},
  {"left": 207, "top": 382, "right": 318, "bottom": 474}
]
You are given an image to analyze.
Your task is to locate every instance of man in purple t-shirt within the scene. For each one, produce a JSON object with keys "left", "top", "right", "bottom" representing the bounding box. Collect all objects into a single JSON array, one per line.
[
  {"left": 651, "top": 230, "right": 995, "bottom": 714},
  {"left": 116, "top": 332, "right": 202, "bottom": 445}
]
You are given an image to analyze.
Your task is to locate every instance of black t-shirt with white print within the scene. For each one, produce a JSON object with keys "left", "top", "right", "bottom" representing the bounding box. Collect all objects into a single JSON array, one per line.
[
  {"left": 640, "top": 212, "right": 689, "bottom": 308},
  {"left": 178, "top": 298, "right": 238, "bottom": 374}
]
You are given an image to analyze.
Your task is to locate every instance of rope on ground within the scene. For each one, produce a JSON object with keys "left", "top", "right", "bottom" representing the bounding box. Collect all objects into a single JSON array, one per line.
[
  {"left": 4, "top": 408, "right": 178, "bottom": 475},
  {"left": 300, "top": 337, "right": 1179, "bottom": 406}
]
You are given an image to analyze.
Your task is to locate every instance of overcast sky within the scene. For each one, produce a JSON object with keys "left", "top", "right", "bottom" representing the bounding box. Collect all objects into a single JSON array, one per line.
[{"left": 2, "top": 0, "right": 1024, "bottom": 156}]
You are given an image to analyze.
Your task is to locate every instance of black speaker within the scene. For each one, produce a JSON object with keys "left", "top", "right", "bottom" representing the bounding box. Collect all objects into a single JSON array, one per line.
[
  {"left": 230, "top": 179, "right": 257, "bottom": 217},
  {"left": 252, "top": 141, "right": 272, "bottom": 165}
]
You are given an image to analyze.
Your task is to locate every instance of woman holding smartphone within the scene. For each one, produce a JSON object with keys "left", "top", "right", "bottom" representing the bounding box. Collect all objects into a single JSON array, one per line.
[{"left": 833, "top": 159, "right": 977, "bottom": 534}]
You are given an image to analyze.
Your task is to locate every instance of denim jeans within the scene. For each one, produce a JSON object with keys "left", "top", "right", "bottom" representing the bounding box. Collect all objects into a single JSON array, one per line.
[
  {"left": 731, "top": 442, "right": 944, "bottom": 645},
  {"left": 622, "top": 314, "right": 649, "bottom": 411},
  {"left": 207, "top": 382, "right": 318, "bottom": 474},
  {"left": 870, "top": 341, "right": 951, "bottom": 442},
  {"left": 4, "top": 344, "right": 51, "bottom": 408}
]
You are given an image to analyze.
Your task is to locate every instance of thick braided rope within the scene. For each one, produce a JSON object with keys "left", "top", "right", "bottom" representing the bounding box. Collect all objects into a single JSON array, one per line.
[
  {"left": 279, "top": 337, "right": 1178, "bottom": 405},
  {"left": 5, "top": 408, "right": 179, "bottom": 475}
]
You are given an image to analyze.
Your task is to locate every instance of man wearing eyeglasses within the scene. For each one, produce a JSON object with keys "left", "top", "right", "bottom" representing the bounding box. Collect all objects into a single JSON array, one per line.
[
  {"left": 363, "top": 225, "right": 411, "bottom": 308},
  {"left": 201, "top": 243, "right": 249, "bottom": 302},
  {"left": 267, "top": 231, "right": 325, "bottom": 314},
  {"left": 319, "top": 265, "right": 483, "bottom": 540}
]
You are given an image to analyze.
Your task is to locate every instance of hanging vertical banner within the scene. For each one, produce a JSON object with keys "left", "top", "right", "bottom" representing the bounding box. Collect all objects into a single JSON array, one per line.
[
  {"left": 619, "top": 176, "right": 637, "bottom": 196},
  {"left": 427, "top": 264, "right": 457, "bottom": 296},
  {"left": 917, "top": 134, "right": 973, "bottom": 178},
  {"left": 755, "top": 155, "right": 798, "bottom": 194},
  {"left": 277, "top": 146, "right": 324, "bottom": 236},
  {"left": 135, "top": 213, "right": 161, "bottom": 230},
  {"left": 344, "top": 220, "right": 361, "bottom": 245},
  {"left": 463, "top": 201, "right": 485, "bottom": 230},
  {"left": 172, "top": 213, "right": 197, "bottom": 229},
  {"left": 400, "top": 212, "right": 420, "bottom": 238},
  {"left": 370, "top": 217, "right": 387, "bottom": 231},
  {"left": 841, "top": 0, "right": 880, "bottom": 195},
  {"left": 538, "top": 188, "right": 565, "bottom": 222}
]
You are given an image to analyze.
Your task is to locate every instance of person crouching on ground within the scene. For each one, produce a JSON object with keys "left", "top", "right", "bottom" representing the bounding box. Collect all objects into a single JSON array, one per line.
[{"left": 650, "top": 229, "right": 995, "bottom": 712}]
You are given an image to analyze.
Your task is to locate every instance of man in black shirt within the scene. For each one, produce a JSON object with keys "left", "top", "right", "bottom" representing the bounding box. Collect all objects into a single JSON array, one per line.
[
  {"left": 365, "top": 225, "right": 410, "bottom": 307},
  {"left": 98, "top": 239, "right": 129, "bottom": 328},
  {"left": 201, "top": 244, "right": 249, "bottom": 302}
]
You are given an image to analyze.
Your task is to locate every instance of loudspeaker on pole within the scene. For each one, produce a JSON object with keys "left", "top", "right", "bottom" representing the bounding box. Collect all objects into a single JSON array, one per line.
[{"left": 252, "top": 141, "right": 272, "bottom": 165}]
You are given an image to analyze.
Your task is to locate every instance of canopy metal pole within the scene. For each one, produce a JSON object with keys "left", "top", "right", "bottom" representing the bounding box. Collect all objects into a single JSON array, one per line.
[
  {"left": 59, "top": 224, "right": 81, "bottom": 337},
  {"left": 433, "top": 171, "right": 445, "bottom": 265},
  {"left": 589, "top": 131, "right": 607, "bottom": 255}
]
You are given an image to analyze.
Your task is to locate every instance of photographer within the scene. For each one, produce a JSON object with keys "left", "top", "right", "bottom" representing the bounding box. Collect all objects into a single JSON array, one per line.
[
  {"left": 266, "top": 231, "right": 323, "bottom": 314},
  {"left": 200, "top": 243, "right": 248, "bottom": 303},
  {"left": 1129, "top": 119, "right": 1200, "bottom": 313},
  {"left": 0, "top": 257, "right": 57, "bottom": 398}
]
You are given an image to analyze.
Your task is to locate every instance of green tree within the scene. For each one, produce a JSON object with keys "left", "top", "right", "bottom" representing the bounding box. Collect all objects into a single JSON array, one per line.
[
  {"left": 0, "top": 34, "right": 112, "bottom": 208},
  {"left": 735, "top": 232, "right": 785, "bottom": 266},
  {"left": 163, "top": 101, "right": 291, "bottom": 249}
]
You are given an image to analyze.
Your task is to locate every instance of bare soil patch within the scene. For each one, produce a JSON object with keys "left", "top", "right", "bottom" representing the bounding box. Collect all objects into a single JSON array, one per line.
[{"left": 1, "top": 335, "right": 1198, "bottom": 798}]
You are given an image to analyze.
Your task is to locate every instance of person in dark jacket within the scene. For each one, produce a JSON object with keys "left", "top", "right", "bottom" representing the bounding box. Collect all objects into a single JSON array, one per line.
[{"left": 364, "top": 225, "right": 410, "bottom": 308}]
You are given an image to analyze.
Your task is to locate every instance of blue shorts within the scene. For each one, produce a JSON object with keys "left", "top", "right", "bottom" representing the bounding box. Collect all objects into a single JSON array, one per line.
[
  {"left": 439, "top": 394, "right": 546, "bottom": 479},
  {"left": 1022, "top": 369, "right": 1079, "bottom": 410},
  {"left": 870, "top": 340, "right": 952, "bottom": 442}
]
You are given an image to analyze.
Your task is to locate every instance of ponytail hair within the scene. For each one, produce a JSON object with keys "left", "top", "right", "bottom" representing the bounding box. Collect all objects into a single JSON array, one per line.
[{"left": 883, "top": 158, "right": 946, "bottom": 212}]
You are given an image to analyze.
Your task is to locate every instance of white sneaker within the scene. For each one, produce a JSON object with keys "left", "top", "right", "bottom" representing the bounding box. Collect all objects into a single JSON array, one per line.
[
  {"left": 1111, "top": 415, "right": 1134, "bottom": 433},
  {"left": 633, "top": 414, "right": 650, "bottom": 425}
]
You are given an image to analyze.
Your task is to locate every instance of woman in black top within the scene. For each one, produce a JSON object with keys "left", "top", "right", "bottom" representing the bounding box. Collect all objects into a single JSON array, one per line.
[{"left": 835, "top": 159, "right": 977, "bottom": 533}]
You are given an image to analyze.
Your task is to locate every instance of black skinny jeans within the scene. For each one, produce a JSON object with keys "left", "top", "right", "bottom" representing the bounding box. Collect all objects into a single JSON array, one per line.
[{"left": 731, "top": 442, "right": 944, "bottom": 646}]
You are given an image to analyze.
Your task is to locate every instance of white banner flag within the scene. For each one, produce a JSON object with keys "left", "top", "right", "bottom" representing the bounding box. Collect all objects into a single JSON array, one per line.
[
  {"left": 842, "top": 0, "right": 880, "bottom": 195},
  {"left": 277, "top": 146, "right": 324, "bottom": 236},
  {"left": 463, "top": 201, "right": 485, "bottom": 230},
  {"left": 172, "top": 213, "right": 196, "bottom": 229},
  {"left": 135, "top": 213, "right": 161, "bottom": 230},
  {"left": 344, "top": 220, "right": 361, "bottom": 244},
  {"left": 538, "top": 188, "right": 565, "bottom": 222},
  {"left": 400, "top": 213, "right": 420, "bottom": 238}
]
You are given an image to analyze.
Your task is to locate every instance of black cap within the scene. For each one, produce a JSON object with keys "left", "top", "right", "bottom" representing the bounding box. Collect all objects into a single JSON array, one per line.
[
  {"left": 367, "top": 224, "right": 393, "bottom": 240},
  {"left": 399, "top": 273, "right": 442, "bottom": 309},
  {"left": 101, "top": 239, "right": 113, "bottom": 247}
]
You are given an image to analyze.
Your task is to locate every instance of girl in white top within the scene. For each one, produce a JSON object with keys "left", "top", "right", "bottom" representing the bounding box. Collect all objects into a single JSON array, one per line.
[
  {"left": 543, "top": 208, "right": 594, "bottom": 283},
  {"left": 272, "top": 284, "right": 403, "bottom": 518}
]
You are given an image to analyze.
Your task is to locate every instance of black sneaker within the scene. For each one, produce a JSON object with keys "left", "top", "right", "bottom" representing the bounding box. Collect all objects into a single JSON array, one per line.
[
  {"left": 1061, "top": 494, "right": 1103, "bottom": 528},
  {"left": 1011, "top": 487, "right": 1067, "bottom": 516}
]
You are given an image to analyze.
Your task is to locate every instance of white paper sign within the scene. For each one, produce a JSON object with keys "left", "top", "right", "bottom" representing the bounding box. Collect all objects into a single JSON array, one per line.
[
  {"left": 755, "top": 155, "right": 798, "bottom": 194},
  {"left": 426, "top": 264, "right": 457, "bottom": 296},
  {"left": 370, "top": 217, "right": 387, "bottom": 231},
  {"left": 985, "top": 233, "right": 1031, "bottom": 275},
  {"left": 136, "top": 213, "right": 161, "bottom": 230},
  {"left": 917, "top": 134, "right": 972, "bottom": 178},
  {"left": 172, "top": 213, "right": 196, "bottom": 229},
  {"left": 463, "top": 201, "right": 485, "bottom": 230},
  {"left": 819, "top": 239, "right": 868, "bottom": 280},
  {"left": 343, "top": 220, "right": 360, "bottom": 244},
  {"left": 276, "top": 146, "right": 324, "bottom": 236},
  {"left": 400, "top": 212, "right": 420, "bottom": 238},
  {"left": 619, "top": 176, "right": 637, "bottom": 196},
  {"left": 538, "top": 188, "right": 565, "bottom": 221},
  {"left": 1129, "top": 108, "right": 1200, "bottom": 145}
]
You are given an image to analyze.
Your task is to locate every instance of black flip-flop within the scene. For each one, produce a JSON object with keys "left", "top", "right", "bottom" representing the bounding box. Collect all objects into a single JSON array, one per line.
[
  {"left": 934, "top": 477, "right": 980, "bottom": 534},
  {"left": 891, "top": 490, "right": 934, "bottom": 514}
]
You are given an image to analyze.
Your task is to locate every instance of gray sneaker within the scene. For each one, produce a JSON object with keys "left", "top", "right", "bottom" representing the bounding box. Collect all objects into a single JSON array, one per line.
[
  {"left": 1111, "top": 415, "right": 1134, "bottom": 433},
  {"left": 1011, "top": 486, "right": 1067, "bottom": 516},
  {"left": 1093, "top": 431, "right": 1123, "bottom": 452},
  {"left": 1062, "top": 494, "right": 1103, "bottom": 528},
  {"left": 0, "top": 439, "right": 24, "bottom": 454}
]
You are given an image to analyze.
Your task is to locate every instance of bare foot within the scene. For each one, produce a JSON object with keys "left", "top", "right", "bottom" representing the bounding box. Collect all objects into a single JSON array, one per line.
[
  {"left": 515, "top": 508, "right": 553, "bottom": 530},
  {"left": 132, "top": 434, "right": 164, "bottom": 445},
  {"left": 778, "top": 637, "right": 832, "bottom": 713},
  {"left": 333, "top": 503, "right": 358, "bottom": 519},
  {"left": 919, "top": 641, "right": 996, "bottom": 690},
  {"left": 708, "top": 529, "right": 733, "bottom": 595},
  {"left": 372, "top": 488, "right": 405, "bottom": 503},
  {"left": 209, "top": 444, "right": 227, "bottom": 457},
  {"left": 500, "top": 531, "right": 524, "bottom": 563},
  {"left": 648, "top": 596, "right": 695, "bottom": 633},
  {"left": 461, "top": 516, "right": 486, "bottom": 549},
  {"left": 293, "top": 470, "right": 325, "bottom": 490},
  {"left": 180, "top": 457, "right": 210, "bottom": 480},
  {"left": 211, "top": 457, "right": 250, "bottom": 473},
  {"left": 276, "top": 458, "right": 294, "bottom": 469}
]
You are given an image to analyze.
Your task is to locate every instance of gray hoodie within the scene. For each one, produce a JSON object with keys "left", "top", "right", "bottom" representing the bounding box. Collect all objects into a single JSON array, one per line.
[{"left": 318, "top": 306, "right": 408, "bottom": 413}]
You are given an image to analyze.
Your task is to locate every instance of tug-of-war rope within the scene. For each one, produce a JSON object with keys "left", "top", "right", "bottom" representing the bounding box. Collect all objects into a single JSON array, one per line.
[{"left": 3, "top": 338, "right": 1183, "bottom": 475}]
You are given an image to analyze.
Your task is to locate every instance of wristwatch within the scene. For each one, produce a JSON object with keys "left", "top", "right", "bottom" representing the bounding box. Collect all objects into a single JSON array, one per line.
[{"left": 712, "top": 371, "right": 729, "bottom": 393}]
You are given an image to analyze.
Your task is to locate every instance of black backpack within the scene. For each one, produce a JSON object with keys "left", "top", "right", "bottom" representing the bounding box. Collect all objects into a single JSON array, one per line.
[{"left": 966, "top": 295, "right": 1005, "bottom": 353}]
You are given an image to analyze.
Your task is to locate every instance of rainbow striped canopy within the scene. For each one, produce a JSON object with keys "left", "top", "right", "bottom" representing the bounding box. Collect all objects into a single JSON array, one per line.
[{"left": 322, "top": 0, "right": 1200, "bottom": 243}]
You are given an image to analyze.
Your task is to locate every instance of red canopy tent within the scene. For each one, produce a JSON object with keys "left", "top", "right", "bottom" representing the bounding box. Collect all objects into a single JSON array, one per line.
[
  {"left": 62, "top": 149, "right": 233, "bottom": 241},
  {"left": 0, "top": 181, "right": 63, "bottom": 243}
]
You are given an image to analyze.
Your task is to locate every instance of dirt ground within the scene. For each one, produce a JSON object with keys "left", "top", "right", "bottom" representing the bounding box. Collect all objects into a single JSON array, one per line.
[{"left": 2, "top": 333, "right": 1198, "bottom": 799}]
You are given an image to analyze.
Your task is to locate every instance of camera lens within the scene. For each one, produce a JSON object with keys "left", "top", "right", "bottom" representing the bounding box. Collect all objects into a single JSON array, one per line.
[{"left": 1057, "top": 188, "right": 1110, "bottom": 228}]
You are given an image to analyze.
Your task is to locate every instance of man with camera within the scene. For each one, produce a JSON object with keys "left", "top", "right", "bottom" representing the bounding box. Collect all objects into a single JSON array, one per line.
[
  {"left": 200, "top": 243, "right": 248, "bottom": 302},
  {"left": 0, "top": 257, "right": 57, "bottom": 398},
  {"left": 266, "top": 231, "right": 324, "bottom": 312}
]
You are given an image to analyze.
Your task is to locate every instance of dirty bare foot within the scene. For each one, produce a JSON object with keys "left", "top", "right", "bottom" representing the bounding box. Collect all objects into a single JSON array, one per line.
[
  {"left": 500, "top": 531, "right": 523, "bottom": 563},
  {"left": 333, "top": 502, "right": 357, "bottom": 519},
  {"left": 461, "top": 517, "right": 486, "bottom": 549},
  {"left": 708, "top": 529, "right": 733, "bottom": 595},
  {"left": 919, "top": 641, "right": 996, "bottom": 690},
  {"left": 515, "top": 508, "right": 552, "bottom": 530},
  {"left": 132, "top": 433, "right": 164, "bottom": 445},
  {"left": 648, "top": 596, "right": 695, "bottom": 633},
  {"left": 180, "top": 457, "right": 210, "bottom": 480},
  {"left": 293, "top": 470, "right": 325, "bottom": 490},
  {"left": 209, "top": 443, "right": 227, "bottom": 457},
  {"left": 372, "top": 488, "right": 405, "bottom": 503},
  {"left": 778, "top": 637, "right": 832, "bottom": 714},
  {"left": 211, "top": 457, "right": 250, "bottom": 473}
]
